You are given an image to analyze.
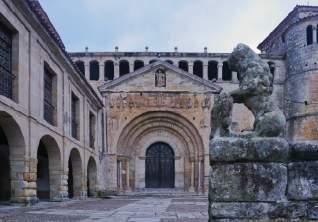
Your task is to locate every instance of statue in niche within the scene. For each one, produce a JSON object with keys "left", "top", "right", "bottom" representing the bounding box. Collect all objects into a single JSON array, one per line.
[
  {"left": 155, "top": 68, "right": 166, "bottom": 87},
  {"left": 211, "top": 43, "right": 286, "bottom": 138}
]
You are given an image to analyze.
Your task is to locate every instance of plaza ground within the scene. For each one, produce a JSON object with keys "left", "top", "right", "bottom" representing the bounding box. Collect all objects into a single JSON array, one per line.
[{"left": 0, "top": 194, "right": 208, "bottom": 222}]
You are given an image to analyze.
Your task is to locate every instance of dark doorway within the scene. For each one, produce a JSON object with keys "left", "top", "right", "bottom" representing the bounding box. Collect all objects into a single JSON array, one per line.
[
  {"left": 37, "top": 142, "right": 50, "bottom": 200},
  {"left": 68, "top": 158, "right": 74, "bottom": 198},
  {"left": 0, "top": 126, "right": 10, "bottom": 201},
  {"left": 145, "top": 142, "right": 175, "bottom": 188}
]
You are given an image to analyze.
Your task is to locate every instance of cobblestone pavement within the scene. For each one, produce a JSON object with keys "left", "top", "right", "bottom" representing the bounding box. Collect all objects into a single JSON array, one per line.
[{"left": 0, "top": 195, "right": 208, "bottom": 222}]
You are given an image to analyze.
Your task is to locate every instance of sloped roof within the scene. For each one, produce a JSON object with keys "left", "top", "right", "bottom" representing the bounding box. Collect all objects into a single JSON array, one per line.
[
  {"left": 24, "top": 0, "right": 103, "bottom": 106},
  {"left": 258, "top": 5, "right": 318, "bottom": 51}
]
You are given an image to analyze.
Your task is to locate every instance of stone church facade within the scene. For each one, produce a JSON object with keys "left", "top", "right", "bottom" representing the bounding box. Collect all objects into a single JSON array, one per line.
[{"left": 0, "top": 0, "right": 317, "bottom": 203}]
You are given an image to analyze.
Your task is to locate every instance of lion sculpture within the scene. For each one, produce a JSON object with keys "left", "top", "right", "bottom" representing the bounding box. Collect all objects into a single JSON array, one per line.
[{"left": 211, "top": 43, "right": 286, "bottom": 138}]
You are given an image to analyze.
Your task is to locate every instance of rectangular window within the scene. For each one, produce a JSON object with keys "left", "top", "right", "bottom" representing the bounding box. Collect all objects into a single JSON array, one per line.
[
  {"left": 89, "top": 112, "right": 96, "bottom": 149},
  {"left": 71, "top": 92, "right": 79, "bottom": 139},
  {"left": 0, "top": 22, "right": 14, "bottom": 99},
  {"left": 43, "top": 64, "right": 56, "bottom": 125}
]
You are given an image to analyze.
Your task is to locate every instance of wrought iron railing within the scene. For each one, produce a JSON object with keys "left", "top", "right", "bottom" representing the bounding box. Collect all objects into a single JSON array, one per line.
[
  {"left": 0, "top": 67, "right": 15, "bottom": 99},
  {"left": 44, "top": 100, "right": 55, "bottom": 125}
]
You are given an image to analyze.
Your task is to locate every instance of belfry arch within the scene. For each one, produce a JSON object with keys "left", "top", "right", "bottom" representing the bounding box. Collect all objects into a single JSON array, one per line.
[{"left": 116, "top": 111, "right": 204, "bottom": 192}]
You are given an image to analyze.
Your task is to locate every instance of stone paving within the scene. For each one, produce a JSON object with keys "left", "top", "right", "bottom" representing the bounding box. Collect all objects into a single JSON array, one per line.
[{"left": 0, "top": 195, "right": 208, "bottom": 222}]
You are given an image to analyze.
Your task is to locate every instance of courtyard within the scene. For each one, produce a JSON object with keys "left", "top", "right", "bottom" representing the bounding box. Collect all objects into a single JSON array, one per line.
[{"left": 0, "top": 195, "right": 208, "bottom": 222}]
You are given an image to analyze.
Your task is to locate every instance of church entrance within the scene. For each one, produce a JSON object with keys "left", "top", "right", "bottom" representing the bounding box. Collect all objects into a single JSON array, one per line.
[{"left": 145, "top": 142, "right": 175, "bottom": 188}]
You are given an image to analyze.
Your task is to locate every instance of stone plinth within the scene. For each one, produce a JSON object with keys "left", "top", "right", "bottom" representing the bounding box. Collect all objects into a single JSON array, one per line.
[
  {"left": 209, "top": 138, "right": 318, "bottom": 221},
  {"left": 209, "top": 137, "right": 288, "bottom": 221}
]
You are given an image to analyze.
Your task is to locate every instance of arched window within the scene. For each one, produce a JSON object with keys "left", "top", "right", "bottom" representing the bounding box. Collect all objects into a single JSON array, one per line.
[
  {"left": 208, "top": 61, "right": 218, "bottom": 80},
  {"left": 179, "top": 61, "right": 188, "bottom": 72},
  {"left": 149, "top": 59, "right": 158, "bottom": 64},
  {"left": 104, "top": 60, "right": 114, "bottom": 80},
  {"left": 268, "top": 61, "right": 275, "bottom": 75},
  {"left": 268, "top": 61, "right": 275, "bottom": 84},
  {"left": 222, "top": 61, "right": 232, "bottom": 81},
  {"left": 193, "top": 60, "right": 203, "bottom": 78},
  {"left": 134, "top": 60, "right": 144, "bottom": 71},
  {"left": 75, "top": 61, "right": 85, "bottom": 76},
  {"left": 89, "top": 61, "right": 99, "bottom": 81},
  {"left": 307, "top": 25, "right": 313, "bottom": 45},
  {"left": 165, "top": 60, "right": 173, "bottom": 65},
  {"left": 119, "top": 60, "right": 129, "bottom": 76}
]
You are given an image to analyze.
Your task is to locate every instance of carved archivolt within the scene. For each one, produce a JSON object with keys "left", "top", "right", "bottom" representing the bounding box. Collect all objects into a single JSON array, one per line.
[{"left": 116, "top": 111, "right": 204, "bottom": 159}]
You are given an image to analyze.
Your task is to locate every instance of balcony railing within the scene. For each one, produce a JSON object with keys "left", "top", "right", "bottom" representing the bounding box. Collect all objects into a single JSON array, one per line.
[
  {"left": 0, "top": 67, "right": 15, "bottom": 99},
  {"left": 44, "top": 100, "right": 55, "bottom": 125}
]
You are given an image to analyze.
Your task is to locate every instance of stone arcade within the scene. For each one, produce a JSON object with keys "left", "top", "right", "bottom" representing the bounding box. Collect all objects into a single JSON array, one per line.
[{"left": 0, "top": 0, "right": 318, "bottom": 206}]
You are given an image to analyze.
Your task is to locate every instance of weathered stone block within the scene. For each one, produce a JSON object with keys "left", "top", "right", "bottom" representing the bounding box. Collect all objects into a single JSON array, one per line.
[
  {"left": 288, "top": 161, "right": 318, "bottom": 200},
  {"left": 209, "top": 202, "right": 307, "bottom": 219},
  {"left": 308, "top": 202, "right": 318, "bottom": 219},
  {"left": 210, "top": 137, "right": 289, "bottom": 163},
  {"left": 209, "top": 163, "right": 287, "bottom": 201},
  {"left": 290, "top": 142, "right": 318, "bottom": 161}
]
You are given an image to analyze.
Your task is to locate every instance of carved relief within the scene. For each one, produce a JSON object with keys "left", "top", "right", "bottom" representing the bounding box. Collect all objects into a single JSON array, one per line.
[
  {"left": 155, "top": 68, "right": 166, "bottom": 87},
  {"left": 108, "top": 93, "right": 211, "bottom": 110}
]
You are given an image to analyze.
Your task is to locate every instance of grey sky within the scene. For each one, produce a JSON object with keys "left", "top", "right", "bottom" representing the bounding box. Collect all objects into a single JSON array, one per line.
[{"left": 38, "top": 0, "right": 317, "bottom": 53}]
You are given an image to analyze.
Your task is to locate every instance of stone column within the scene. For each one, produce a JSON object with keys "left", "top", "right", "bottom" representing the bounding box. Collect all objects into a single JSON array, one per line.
[
  {"left": 114, "top": 62, "right": 119, "bottom": 79},
  {"left": 129, "top": 63, "right": 134, "bottom": 73},
  {"left": 118, "top": 160, "right": 123, "bottom": 192},
  {"left": 189, "top": 160, "right": 195, "bottom": 192},
  {"left": 313, "top": 26, "right": 317, "bottom": 43},
  {"left": 126, "top": 160, "right": 130, "bottom": 191},
  {"left": 99, "top": 63, "right": 104, "bottom": 81},
  {"left": 189, "top": 61, "right": 194, "bottom": 74},
  {"left": 203, "top": 62, "right": 208, "bottom": 80},
  {"left": 85, "top": 61, "right": 90, "bottom": 80},
  {"left": 233, "top": 71, "right": 238, "bottom": 83},
  {"left": 217, "top": 62, "right": 223, "bottom": 80}
]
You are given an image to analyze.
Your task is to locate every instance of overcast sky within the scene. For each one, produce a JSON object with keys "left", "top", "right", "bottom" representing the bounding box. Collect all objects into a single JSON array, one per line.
[{"left": 38, "top": 0, "right": 317, "bottom": 53}]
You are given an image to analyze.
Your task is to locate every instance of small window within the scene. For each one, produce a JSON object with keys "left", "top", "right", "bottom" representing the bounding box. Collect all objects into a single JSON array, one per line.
[
  {"left": 43, "top": 64, "right": 57, "bottom": 125},
  {"left": 307, "top": 25, "right": 313, "bottom": 45},
  {"left": 75, "top": 61, "right": 85, "bottom": 76},
  {"left": 89, "top": 61, "right": 99, "bottom": 80},
  {"left": 71, "top": 92, "right": 80, "bottom": 140},
  {"left": 149, "top": 59, "right": 158, "bottom": 64},
  {"left": 104, "top": 61, "right": 114, "bottom": 80},
  {"left": 89, "top": 112, "right": 96, "bottom": 149},
  {"left": 222, "top": 61, "right": 232, "bottom": 81},
  {"left": 179, "top": 61, "right": 188, "bottom": 72},
  {"left": 165, "top": 60, "right": 173, "bottom": 65},
  {"left": 119, "top": 60, "right": 129, "bottom": 76}
]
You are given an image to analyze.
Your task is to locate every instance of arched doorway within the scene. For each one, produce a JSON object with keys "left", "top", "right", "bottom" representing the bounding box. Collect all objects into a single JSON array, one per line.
[
  {"left": 0, "top": 126, "right": 10, "bottom": 201},
  {"left": 37, "top": 142, "right": 50, "bottom": 200},
  {"left": 68, "top": 149, "right": 82, "bottom": 198},
  {"left": 87, "top": 157, "right": 97, "bottom": 197},
  {"left": 36, "top": 136, "right": 61, "bottom": 201},
  {"left": 145, "top": 142, "right": 175, "bottom": 188},
  {"left": 0, "top": 111, "right": 26, "bottom": 202}
]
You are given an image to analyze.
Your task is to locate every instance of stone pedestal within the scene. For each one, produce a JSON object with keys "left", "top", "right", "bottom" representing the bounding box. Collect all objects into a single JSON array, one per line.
[
  {"left": 208, "top": 137, "right": 318, "bottom": 221},
  {"left": 209, "top": 138, "right": 290, "bottom": 221}
]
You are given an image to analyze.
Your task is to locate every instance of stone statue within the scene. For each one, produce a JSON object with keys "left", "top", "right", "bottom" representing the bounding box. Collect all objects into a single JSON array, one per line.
[{"left": 211, "top": 43, "right": 286, "bottom": 138}]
